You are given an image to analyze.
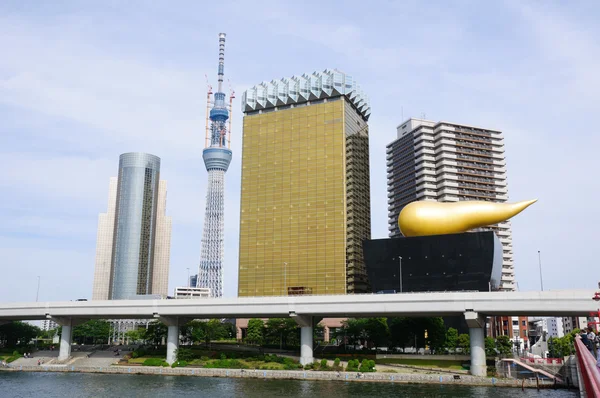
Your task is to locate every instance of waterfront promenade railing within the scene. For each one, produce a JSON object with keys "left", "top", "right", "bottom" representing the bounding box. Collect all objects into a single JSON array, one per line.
[{"left": 574, "top": 336, "right": 600, "bottom": 397}]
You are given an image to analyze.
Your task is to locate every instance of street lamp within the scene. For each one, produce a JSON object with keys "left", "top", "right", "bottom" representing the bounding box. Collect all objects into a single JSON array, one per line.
[
  {"left": 186, "top": 268, "right": 190, "bottom": 287},
  {"left": 283, "top": 262, "right": 288, "bottom": 296},
  {"left": 36, "top": 276, "right": 40, "bottom": 302},
  {"left": 537, "top": 251, "right": 544, "bottom": 291}
]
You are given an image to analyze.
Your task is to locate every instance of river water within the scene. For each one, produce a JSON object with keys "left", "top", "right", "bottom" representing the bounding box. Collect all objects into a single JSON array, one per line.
[{"left": 0, "top": 372, "right": 578, "bottom": 397}]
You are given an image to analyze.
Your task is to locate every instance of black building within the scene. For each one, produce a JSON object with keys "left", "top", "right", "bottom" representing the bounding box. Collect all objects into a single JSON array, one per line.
[
  {"left": 363, "top": 231, "right": 502, "bottom": 294},
  {"left": 363, "top": 231, "right": 502, "bottom": 334}
]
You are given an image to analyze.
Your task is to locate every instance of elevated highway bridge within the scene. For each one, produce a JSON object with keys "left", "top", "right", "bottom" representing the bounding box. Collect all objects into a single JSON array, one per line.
[{"left": 0, "top": 289, "right": 596, "bottom": 377}]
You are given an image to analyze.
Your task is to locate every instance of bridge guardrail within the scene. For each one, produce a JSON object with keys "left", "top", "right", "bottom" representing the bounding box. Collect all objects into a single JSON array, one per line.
[{"left": 574, "top": 336, "right": 600, "bottom": 397}]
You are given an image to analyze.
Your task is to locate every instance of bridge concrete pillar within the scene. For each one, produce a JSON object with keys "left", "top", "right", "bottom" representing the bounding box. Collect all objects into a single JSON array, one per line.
[
  {"left": 291, "top": 314, "right": 319, "bottom": 365},
  {"left": 59, "top": 323, "right": 73, "bottom": 361},
  {"left": 465, "top": 311, "right": 486, "bottom": 377},
  {"left": 51, "top": 317, "right": 86, "bottom": 362},
  {"left": 159, "top": 317, "right": 186, "bottom": 365},
  {"left": 166, "top": 325, "right": 178, "bottom": 365}
]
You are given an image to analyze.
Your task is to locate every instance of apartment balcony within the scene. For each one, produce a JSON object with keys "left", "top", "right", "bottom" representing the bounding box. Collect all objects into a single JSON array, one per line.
[
  {"left": 416, "top": 177, "right": 436, "bottom": 186},
  {"left": 434, "top": 146, "right": 457, "bottom": 155},
  {"left": 438, "top": 181, "right": 459, "bottom": 190},
  {"left": 415, "top": 145, "right": 434, "bottom": 154},
  {"left": 499, "top": 237, "right": 512, "bottom": 245},
  {"left": 415, "top": 169, "right": 435, "bottom": 178},
  {"left": 438, "top": 188, "right": 459, "bottom": 196},
  {"left": 438, "top": 196, "right": 460, "bottom": 203},
  {"left": 435, "top": 152, "right": 458, "bottom": 161}
]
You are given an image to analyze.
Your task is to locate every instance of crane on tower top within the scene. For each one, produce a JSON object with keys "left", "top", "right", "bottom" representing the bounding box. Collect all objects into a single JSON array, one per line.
[
  {"left": 204, "top": 74, "right": 213, "bottom": 148},
  {"left": 228, "top": 80, "right": 235, "bottom": 149}
]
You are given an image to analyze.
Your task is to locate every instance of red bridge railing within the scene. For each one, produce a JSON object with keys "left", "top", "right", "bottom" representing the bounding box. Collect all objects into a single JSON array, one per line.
[
  {"left": 574, "top": 336, "right": 600, "bottom": 397},
  {"left": 520, "top": 357, "right": 564, "bottom": 365}
]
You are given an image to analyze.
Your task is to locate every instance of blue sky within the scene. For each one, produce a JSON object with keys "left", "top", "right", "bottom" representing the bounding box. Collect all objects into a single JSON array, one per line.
[{"left": 1, "top": 1, "right": 598, "bottom": 302}]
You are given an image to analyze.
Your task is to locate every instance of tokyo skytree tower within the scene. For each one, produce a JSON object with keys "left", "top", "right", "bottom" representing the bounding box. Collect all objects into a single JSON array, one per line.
[{"left": 197, "top": 33, "right": 233, "bottom": 297}]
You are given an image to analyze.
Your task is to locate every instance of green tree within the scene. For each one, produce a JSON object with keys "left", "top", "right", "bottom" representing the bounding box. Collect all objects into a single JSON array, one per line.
[
  {"left": 424, "top": 318, "right": 446, "bottom": 352},
  {"left": 547, "top": 330, "right": 579, "bottom": 358},
  {"left": 444, "top": 327, "right": 459, "bottom": 353},
  {"left": 125, "top": 329, "right": 144, "bottom": 344},
  {"left": 388, "top": 317, "right": 411, "bottom": 350},
  {"left": 457, "top": 333, "right": 470, "bottom": 354},
  {"left": 38, "top": 327, "right": 59, "bottom": 340},
  {"left": 73, "top": 320, "right": 110, "bottom": 345},
  {"left": 495, "top": 335, "right": 512, "bottom": 355},
  {"left": 246, "top": 319, "right": 264, "bottom": 346},
  {"left": 221, "top": 321, "right": 236, "bottom": 340},
  {"left": 0, "top": 321, "right": 40, "bottom": 347},
  {"left": 340, "top": 318, "right": 369, "bottom": 347},
  {"left": 144, "top": 321, "right": 168, "bottom": 346},
  {"left": 485, "top": 337, "right": 497, "bottom": 356},
  {"left": 197, "top": 320, "right": 227, "bottom": 349},
  {"left": 181, "top": 320, "right": 204, "bottom": 345},
  {"left": 364, "top": 318, "right": 390, "bottom": 348},
  {"left": 265, "top": 318, "right": 298, "bottom": 349}
]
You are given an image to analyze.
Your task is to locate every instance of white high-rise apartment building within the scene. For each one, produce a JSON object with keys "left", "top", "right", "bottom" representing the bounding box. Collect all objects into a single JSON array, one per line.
[
  {"left": 41, "top": 319, "right": 58, "bottom": 331},
  {"left": 386, "top": 118, "right": 515, "bottom": 291},
  {"left": 529, "top": 317, "right": 562, "bottom": 339},
  {"left": 92, "top": 153, "right": 172, "bottom": 300}
]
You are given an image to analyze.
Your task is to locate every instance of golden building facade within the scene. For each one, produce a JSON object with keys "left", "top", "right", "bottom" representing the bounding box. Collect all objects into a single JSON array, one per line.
[{"left": 239, "top": 70, "right": 371, "bottom": 296}]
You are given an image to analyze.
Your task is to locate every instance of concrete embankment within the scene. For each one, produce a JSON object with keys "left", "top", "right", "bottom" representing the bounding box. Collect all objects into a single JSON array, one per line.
[{"left": 0, "top": 365, "right": 559, "bottom": 389}]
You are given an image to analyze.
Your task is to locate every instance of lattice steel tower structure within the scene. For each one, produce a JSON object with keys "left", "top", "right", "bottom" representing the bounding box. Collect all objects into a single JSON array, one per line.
[{"left": 197, "top": 33, "right": 233, "bottom": 297}]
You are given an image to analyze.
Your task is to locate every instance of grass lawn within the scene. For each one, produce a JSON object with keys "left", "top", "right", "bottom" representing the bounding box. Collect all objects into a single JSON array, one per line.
[
  {"left": 127, "top": 356, "right": 163, "bottom": 364},
  {"left": 243, "top": 360, "right": 287, "bottom": 370},
  {"left": 186, "top": 358, "right": 289, "bottom": 370},
  {"left": 376, "top": 358, "right": 466, "bottom": 370}
]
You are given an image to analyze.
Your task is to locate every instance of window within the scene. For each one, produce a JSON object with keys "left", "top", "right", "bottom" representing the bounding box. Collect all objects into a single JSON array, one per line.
[{"left": 522, "top": 320, "right": 526, "bottom": 326}]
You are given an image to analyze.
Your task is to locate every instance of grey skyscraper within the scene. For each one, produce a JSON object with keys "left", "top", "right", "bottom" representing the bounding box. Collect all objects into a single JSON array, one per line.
[{"left": 92, "top": 152, "right": 172, "bottom": 300}]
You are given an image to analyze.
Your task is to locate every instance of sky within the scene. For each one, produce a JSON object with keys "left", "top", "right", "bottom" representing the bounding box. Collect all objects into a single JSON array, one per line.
[{"left": 1, "top": 0, "right": 599, "bottom": 303}]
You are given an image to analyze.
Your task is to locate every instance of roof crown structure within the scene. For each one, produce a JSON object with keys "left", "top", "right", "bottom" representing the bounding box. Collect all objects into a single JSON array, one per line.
[{"left": 241, "top": 69, "right": 370, "bottom": 120}]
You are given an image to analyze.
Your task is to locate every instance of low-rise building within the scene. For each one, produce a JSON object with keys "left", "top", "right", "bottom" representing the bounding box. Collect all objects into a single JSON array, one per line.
[{"left": 174, "top": 287, "right": 211, "bottom": 299}]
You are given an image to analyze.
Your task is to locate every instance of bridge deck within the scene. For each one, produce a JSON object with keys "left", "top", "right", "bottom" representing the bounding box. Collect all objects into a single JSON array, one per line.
[{"left": 0, "top": 290, "right": 596, "bottom": 321}]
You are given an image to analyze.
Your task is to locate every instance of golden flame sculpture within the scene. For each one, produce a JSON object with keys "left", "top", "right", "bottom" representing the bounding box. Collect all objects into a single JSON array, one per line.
[{"left": 398, "top": 199, "right": 537, "bottom": 237}]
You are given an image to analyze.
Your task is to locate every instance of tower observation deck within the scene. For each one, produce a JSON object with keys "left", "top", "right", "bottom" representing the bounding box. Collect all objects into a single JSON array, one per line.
[{"left": 197, "top": 33, "right": 233, "bottom": 298}]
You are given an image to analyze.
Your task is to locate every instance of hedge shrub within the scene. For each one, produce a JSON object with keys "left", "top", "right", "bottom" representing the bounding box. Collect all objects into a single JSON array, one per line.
[
  {"left": 142, "top": 358, "right": 169, "bottom": 367},
  {"left": 176, "top": 348, "right": 196, "bottom": 362},
  {"left": 171, "top": 361, "right": 188, "bottom": 368}
]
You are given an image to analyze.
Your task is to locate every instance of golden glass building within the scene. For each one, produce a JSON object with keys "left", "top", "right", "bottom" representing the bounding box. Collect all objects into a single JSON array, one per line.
[{"left": 238, "top": 69, "right": 371, "bottom": 296}]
